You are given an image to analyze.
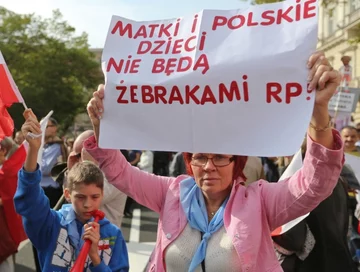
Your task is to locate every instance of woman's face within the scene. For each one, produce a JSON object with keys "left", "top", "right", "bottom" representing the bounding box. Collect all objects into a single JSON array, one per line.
[{"left": 191, "top": 153, "right": 235, "bottom": 196}]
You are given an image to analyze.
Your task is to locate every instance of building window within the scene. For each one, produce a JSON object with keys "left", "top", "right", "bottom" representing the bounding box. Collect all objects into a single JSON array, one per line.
[
  {"left": 328, "top": 14, "right": 335, "bottom": 35},
  {"left": 350, "top": 0, "right": 360, "bottom": 13}
]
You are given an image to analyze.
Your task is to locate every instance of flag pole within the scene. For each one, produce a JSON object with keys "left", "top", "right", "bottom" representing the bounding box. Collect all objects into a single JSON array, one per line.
[
  {"left": 333, "top": 83, "right": 344, "bottom": 128},
  {"left": 22, "top": 101, "right": 28, "bottom": 110}
]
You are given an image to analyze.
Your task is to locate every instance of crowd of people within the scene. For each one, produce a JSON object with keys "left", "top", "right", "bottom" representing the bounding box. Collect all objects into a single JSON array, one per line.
[{"left": 1, "top": 51, "right": 360, "bottom": 271}]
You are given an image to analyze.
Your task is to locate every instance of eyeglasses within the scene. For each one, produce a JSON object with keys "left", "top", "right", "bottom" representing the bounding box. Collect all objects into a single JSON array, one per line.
[{"left": 190, "top": 155, "right": 235, "bottom": 167}]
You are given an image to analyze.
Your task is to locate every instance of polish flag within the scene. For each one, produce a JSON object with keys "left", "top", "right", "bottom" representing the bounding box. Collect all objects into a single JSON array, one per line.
[
  {"left": 0, "top": 51, "right": 25, "bottom": 140},
  {"left": 0, "top": 110, "right": 54, "bottom": 250},
  {"left": 0, "top": 51, "right": 24, "bottom": 105},
  {"left": 0, "top": 103, "right": 14, "bottom": 139},
  {"left": 0, "top": 143, "right": 28, "bottom": 247}
]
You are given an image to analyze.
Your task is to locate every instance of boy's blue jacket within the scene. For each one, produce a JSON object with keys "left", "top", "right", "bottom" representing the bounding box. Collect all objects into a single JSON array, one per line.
[{"left": 14, "top": 166, "right": 129, "bottom": 272}]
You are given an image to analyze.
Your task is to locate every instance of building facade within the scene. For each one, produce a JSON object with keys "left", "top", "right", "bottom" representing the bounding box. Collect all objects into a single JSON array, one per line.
[
  {"left": 317, "top": 0, "right": 360, "bottom": 87},
  {"left": 317, "top": 0, "right": 360, "bottom": 124}
]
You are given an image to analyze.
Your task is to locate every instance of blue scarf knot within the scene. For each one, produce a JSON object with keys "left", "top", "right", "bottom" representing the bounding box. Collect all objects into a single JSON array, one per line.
[
  {"left": 202, "top": 232, "right": 211, "bottom": 240},
  {"left": 180, "top": 177, "right": 229, "bottom": 272},
  {"left": 59, "top": 204, "right": 93, "bottom": 258}
]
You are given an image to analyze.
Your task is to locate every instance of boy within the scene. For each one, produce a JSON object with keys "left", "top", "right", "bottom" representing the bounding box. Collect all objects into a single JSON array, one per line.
[{"left": 14, "top": 110, "right": 129, "bottom": 272}]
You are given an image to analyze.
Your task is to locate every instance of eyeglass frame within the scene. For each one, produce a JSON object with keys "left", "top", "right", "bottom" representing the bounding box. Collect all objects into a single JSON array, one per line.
[{"left": 190, "top": 155, "right": 235, "bottom": 167}]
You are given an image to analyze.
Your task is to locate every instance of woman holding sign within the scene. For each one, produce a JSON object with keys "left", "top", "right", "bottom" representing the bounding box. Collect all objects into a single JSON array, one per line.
[{"left": 85, "top": 51, "right": 342, "bottom": 271}]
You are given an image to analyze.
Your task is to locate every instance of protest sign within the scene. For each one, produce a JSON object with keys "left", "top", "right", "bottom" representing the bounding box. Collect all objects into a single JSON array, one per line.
[
  {"left": 345, "top": 153, "right": 360, "bottom": 182},
  {"left": 329, "top": 92, "right": 356, "bottom": 113},
  {"left": 329, "top": 87, "right": 360, "bottom": 113},
  {"left": 328, "top": 87, "right": 360, "bottom": 130},
  {"left": 100, "top": 0, "right": 318, "bottom": 156}
]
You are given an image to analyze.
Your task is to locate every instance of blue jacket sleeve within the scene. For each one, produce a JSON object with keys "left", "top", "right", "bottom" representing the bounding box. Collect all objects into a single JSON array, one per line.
[
  {"left": 89, "top": 229, "right": 129, "bottom": 272},
  {"left": 14, "top": 165, "right": 59, "bottom": 250}
]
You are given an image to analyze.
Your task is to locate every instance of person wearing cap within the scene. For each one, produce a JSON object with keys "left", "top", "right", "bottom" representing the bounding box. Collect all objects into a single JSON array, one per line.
[{"left": 339, "top": 55, "right": 352, "bottom": 90}]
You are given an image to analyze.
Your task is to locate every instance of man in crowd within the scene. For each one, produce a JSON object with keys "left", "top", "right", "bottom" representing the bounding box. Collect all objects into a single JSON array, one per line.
[{"left": 341, "top": 126, "right": 360, "bottom": 156}]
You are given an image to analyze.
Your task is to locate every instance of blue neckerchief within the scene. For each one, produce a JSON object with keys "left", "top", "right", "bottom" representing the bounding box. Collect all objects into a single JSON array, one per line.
[
  {"left": 180, "top": 177, "right": 229, "bottom": 272},
  {"left": 59, "top": 204, "right": 93, "bottom": 258}
]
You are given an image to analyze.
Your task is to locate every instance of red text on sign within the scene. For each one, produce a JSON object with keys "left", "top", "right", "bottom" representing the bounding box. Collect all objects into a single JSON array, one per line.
[
  {"left": 115, "top": 79, "right": 248, "bottom": 105},
  {"left": 137, "top": 36, "right": 197, "bottom": 54},
  {"left": 212, "top": 0, "right": 316, "bottom": 30},
  {"left": 266, "top": 82, "right": 303, "bottom": 104},
  {"left": 152, "top": 54, "right": 210, "bottom": 75},
  {"left": 107, "top": 56, "right": 141, "bottom": 74},
  {"left": 111, "top": 19, "right": 181, "bottom": 39},
  {"left": 136, "top": 32, "right": 207, "bottom": 55}
]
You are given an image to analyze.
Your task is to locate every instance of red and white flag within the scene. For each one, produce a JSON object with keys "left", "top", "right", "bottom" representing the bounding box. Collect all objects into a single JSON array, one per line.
[
  {"left": 0, "top": 51, "right": 25, "bottom": 140},
  {"left": 0, "top": 110, "right": 54, "bottom": 249},
  {"left": 0, "top": 104, "right": 14, "bottom": 140},
  {"left": 0, "top": 143, "right": 28, "bottom": 247},
  {"left": 0, "top": 51, "right": 24, "bottom": 105}
]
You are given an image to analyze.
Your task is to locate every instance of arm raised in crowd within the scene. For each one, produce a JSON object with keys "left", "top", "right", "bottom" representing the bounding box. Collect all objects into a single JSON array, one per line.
[
  {"left": 85, "top": 86, "right": 175, "bottom": 213},
  {"left": 262, "top": 51, "right": 343, "bottom": 230},
  {"left": 307, "top": 51, "right": 339, "bottom": 148},
  {"left": 14, "top": 110, "right": 59, "bottom": 250}
]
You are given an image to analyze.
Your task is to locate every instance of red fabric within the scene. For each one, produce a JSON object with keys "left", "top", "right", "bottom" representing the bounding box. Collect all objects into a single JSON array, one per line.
[
  {"left": 0, "top": 64, "right": 22, "bottom": 105},
  {"left": 0, "top": 102, "right": 14, "bottom": 140},
  {"left": 0, "top": 60, "right": 24, "bottom": 141},
  {"left": 0, "top": 144, "right": 27, "bottom": 246}
]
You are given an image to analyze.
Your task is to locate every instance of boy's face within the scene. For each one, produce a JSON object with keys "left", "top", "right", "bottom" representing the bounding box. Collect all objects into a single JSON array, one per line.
[{"left": 64, "top": 183, "right": 103, "bottom": 223}]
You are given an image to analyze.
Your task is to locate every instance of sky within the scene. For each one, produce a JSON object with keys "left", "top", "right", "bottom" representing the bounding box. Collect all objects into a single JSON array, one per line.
[{"left": 0, "top": 0, "right": 249, "bottom": 48}]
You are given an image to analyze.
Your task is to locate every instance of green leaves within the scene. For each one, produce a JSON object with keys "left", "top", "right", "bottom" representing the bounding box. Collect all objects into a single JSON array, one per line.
[{"left": 0, "top": 7, "right": 102, "bottom": 134}]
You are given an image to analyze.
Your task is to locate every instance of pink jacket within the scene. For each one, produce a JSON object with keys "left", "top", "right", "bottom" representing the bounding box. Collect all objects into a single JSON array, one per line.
[{"left": 84, "top": 130, "right": 344, "bottom": 272}]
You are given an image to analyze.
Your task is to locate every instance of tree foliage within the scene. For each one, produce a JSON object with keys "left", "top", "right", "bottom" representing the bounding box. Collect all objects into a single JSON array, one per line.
[{"left": 0, "top": 7, "right": 102, "bottom": 133}]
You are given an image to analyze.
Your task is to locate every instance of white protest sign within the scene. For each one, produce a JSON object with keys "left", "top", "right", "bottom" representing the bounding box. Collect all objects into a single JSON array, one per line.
[
  {"left": 330, "top": 111, "right": 352, "bottom": 130},
  {"left": 37, "top": 111, "right": 54, "bottom": 164},
  {"left": 345, "top": 153, "right": 360, "bottom": 182},
  {"left": 22, "top": 110, "right": 54, "bottom": 165},
  {"left": 100, "top": 0, "right": 318, "bottom": 156},
  {"left": 328, "top": 92, "right": 356, "bottom": 112}
]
